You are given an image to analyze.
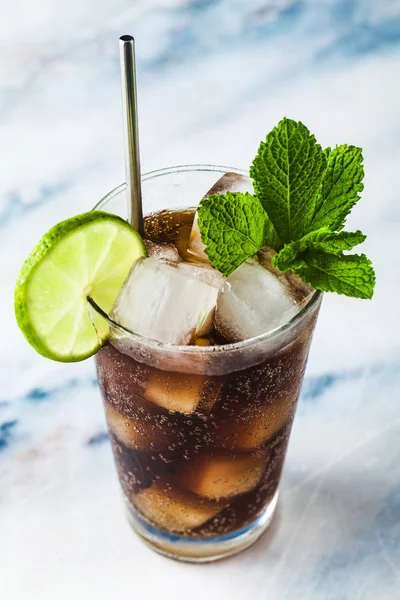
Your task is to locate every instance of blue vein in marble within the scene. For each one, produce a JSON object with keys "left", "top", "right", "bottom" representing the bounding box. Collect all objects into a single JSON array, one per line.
[
  {"left": 301, "top": 373, "right": 345, "bottom": 401},
  {"left": 87, "top": 432, "right": 109, "bottom": 446},
  {"left": 139, "top": 0, "right": 400, "bottom": 73},
  {"left": 143, "top": 0, "right": 305, "bottom": 70},
  {"left": 0, "top": 162, "right": 104, "bottom": 229},
  {"left": 304, "top": 485, "right": 400, "bottom": 594},
  {"left": 301, "top": 361, "right": 400, "bottom": 402},
  {"left": 0, "top": 180, "right": 72, "bottom": 228},
  {"left": 27, "top": 388, "right": 50, "bottom": 402},
  {"left": 317, "top": 14, "right": 400, "bottom": 60},
  {"left": 25, "top": 378, "right": 97, "bottom": 404},
  {"left": 0, "top": 420, "right": 18, "bottom": 452},
  {"left": 376, "top": 487, "right": 400, "bottom": 553}
]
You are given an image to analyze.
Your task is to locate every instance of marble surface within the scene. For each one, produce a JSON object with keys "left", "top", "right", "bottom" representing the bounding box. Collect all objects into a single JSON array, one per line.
[{"left": 1, "top": 1, "right": 400, "bottom": 598}]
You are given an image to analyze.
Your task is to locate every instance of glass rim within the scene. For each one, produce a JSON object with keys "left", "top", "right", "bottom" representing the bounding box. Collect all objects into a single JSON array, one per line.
[
  {"left": 94, "top": 164, "right": 249, "bottom": 210},
  {"left": 92, "top": 164, "right": 321, "bottom": 356}
]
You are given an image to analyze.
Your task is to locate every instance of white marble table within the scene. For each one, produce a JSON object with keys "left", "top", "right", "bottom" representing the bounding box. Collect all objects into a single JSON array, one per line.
[{"left": 1, "top": 1, "right": 400, "bottom": 598}]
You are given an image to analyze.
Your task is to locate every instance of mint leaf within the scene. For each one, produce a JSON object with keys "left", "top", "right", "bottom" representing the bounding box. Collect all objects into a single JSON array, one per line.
[
  {"left": 263, "top": 214, "right": 283, "bottom": 251},
  {"left": 273, "top": 229, "right": 367, "bottom": 270},
  {"left": 283, "top": 251, "right": 375, "bottom": 299},
  {"left": 198, "top": 192, "right": 266, "bottom": 276},
  {"left": 272, "top": 229, "right": 374, "bottom": 298},
  {"left": 250, "top": 117, "right": 326, "bottom": 244},
  {"left": 313, "top": 229, "right": 366, "bottom": 254},
  {"left": 310, "top": 145, "right": 364, "bottom": 231}
]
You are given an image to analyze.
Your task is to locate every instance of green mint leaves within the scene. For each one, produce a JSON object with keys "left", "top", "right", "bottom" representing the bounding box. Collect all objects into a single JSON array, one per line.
[
  {"left": 310, "top": 145, "right": 364, "bottom": 232},
  {"left": 272, "top": 229, "right": 375, "bottom": 299},
  {"left": 272, "top": 228, "right": 367, "bottom": 269},
  {"left": 197, "top": 192, "right": 266, "bottom": 276},
  {"left": 250, "top": 119, "right": 327, "bottom": 243},
  {"left": 275, "top": 252, "right": 375, "bottom": 299},
  {"left": 197, "top": 117, "right": 375, "bottom": 298}
]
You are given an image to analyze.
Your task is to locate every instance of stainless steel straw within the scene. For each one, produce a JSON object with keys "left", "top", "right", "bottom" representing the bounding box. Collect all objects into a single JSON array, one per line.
[{"left": 119, "top": 35, "right": 144, "bottom": 235}]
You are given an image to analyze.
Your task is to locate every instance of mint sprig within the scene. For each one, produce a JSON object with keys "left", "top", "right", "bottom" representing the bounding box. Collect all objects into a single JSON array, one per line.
[{"left": 198, "top": 117, "right": 375, "bottom": 299}]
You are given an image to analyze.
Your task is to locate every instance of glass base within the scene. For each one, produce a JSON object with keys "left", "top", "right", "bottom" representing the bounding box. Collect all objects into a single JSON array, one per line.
[{"left": 126, "top": 490, "right": 279, "bottom": 563}]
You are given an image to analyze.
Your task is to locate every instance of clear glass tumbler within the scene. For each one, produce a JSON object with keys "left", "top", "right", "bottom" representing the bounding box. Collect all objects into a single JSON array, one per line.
[{"left": 92, "top": 166, "right": 322, "bottom": 562}]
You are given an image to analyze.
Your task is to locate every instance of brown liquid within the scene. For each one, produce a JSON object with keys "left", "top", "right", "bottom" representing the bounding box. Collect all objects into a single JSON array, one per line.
[{"left": 95, "top": 209, "right": 317, "bottom": 537}]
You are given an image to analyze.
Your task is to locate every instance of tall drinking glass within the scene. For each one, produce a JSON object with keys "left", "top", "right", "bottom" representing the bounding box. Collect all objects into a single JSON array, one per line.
[{"left": 92, "top": 166, "right": 322, "bottom": 562}]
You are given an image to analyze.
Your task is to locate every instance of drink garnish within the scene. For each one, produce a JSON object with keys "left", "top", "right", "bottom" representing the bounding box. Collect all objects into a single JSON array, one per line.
[
  {"left": 14, "top": 211, "right": 147, "bottom": 361},
  {"left": 198, "top": 118, "right": 375, "bottom": 298}
]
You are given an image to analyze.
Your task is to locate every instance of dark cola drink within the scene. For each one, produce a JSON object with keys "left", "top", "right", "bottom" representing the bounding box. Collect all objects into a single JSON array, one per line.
[{"left": 95, "top": 197, "right": 321, "bottom": 559}]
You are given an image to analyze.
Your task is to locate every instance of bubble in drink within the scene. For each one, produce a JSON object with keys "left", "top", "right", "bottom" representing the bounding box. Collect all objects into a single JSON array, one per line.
[
  {"left": 177, "top": 450, "right": 267, "bottom": 499},
  {"left": 111, "top": 257, "right": 219, "bottom": 344},
  {"left": 133, "top": 479, "right": 227, "bottom": 533},
  {"left": 214, "top": 259, "right": 299, "bottom": 342}
]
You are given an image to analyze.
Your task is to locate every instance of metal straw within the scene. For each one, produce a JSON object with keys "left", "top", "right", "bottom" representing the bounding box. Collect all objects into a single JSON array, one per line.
[{"left": 119, "top": 35, "right": 144, "bottom": 235}]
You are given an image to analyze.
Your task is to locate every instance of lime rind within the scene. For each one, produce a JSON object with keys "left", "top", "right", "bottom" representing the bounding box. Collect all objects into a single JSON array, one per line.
[{"left": 15, "top": 210, "right": 147, "bottom": 362}]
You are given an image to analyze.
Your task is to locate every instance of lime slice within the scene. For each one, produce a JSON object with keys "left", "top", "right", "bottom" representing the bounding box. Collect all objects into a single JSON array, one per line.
[{"left": 15, "top": 211, "right": 147, "bottom": 362}]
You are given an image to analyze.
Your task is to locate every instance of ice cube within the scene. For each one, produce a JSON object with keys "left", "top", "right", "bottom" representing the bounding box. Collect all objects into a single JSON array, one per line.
[
  {"left": 186, "top": 213, "right": 208, "bottom": 264},
  {"left": 257, "top": 248, "right": 311, "bottom": 302},
  {"left": 187, "top": 173, "right": 254, "bottom": 263},
  {"left": 144, "top": 240, "right": 181, "bottom": 263},
  {"left": 178, "top": 450, "right": 267, "bottom": 499},
  {"left": 111, "top": 257, "right": 219, "bottom": 345},
  {"left": 171, "top": 261, "right": 225, "bottom": 289},
  {"left": 214, "top": 259, "right": 298, "bottom": 342},
  {"left": 206, "top": 172, "right": 254, "bottom": 196},
  {"left": 105, "top": 402, "right": 172, "bottom": 452},
  {"left": 144, "top": 369, "right": 221, "bottom": 415},
  {"left": 110, "top": 435, "right": 154, "bottom": 495},
  {"left": 213, "top": 394, "right": 296, "bottom": 451},
  {"left": 133, "top": 478, "right": 227, "bottom": 533}
]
